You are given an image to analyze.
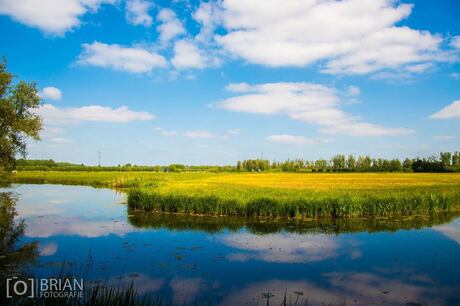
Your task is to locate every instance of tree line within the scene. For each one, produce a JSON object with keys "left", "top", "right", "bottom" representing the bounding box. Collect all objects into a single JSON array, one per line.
[
  {"left": 14, "top": 159, "right": 236, "bottom": 173},
  {"left": 237, "top": 151, "right": 460, "bottom": 173},
  {"left": 13, "top": 151, "right": 460, "bottom": 173}
]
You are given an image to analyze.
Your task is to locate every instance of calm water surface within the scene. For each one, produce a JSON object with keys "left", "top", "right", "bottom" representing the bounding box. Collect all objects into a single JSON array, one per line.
[{"left": 1, "top": 184, "right": 460, "bottom": 305}]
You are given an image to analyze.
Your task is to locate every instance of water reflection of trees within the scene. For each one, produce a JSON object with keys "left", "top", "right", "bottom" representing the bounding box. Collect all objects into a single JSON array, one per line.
[
  {"left": 0, "top": 192, "right": 37, "bottom": 288},
  {"left": 127, "top": 208, "right": 460, "bottom": 234}
]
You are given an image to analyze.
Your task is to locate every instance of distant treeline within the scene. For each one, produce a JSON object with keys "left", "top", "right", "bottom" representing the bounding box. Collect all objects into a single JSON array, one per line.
[
  {"left": 237, "top": 151, "right": 460, "bottom": 173},
  {"left": 14, "top": 159, "right": 235, "bottom": 172},
  {"left": 14, "top": 151, "right": 460, "bottom": 173}
]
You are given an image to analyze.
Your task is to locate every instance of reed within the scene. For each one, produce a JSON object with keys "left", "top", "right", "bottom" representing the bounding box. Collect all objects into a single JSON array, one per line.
[{"left": 128, "top": 187, "right": 460, "bottom": 218}]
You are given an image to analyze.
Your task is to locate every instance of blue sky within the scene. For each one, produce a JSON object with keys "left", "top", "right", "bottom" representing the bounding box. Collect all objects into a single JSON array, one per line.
[{"left": 0, "top": 0, "right": 459, "bottom": 166}]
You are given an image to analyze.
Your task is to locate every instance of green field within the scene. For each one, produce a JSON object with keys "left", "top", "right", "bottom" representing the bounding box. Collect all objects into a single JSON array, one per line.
[{"left": 11, "top": 171, "right": 460, "bottom": 218}]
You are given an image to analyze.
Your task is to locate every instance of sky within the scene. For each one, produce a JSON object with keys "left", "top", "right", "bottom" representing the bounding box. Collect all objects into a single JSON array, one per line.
[{"left": 0, "top": 0, "right": 459, "bottom": 166}]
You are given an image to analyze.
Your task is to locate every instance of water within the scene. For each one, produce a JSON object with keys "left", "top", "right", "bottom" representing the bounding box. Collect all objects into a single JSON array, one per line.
[{"left": 1, "top": 184, "right": 460, "bottom": 305}]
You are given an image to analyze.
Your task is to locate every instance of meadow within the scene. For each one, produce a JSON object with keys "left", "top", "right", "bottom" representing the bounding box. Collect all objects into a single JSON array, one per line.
[{"left": 12, "top": 171, "right": 460, "bottom": 218}]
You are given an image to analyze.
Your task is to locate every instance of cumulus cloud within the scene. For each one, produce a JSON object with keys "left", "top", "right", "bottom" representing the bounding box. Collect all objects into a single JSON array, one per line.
[
  {"left": 430, "top": 100, "right": 460, "bottom": 119},
  {"left": 172, "top": 40, "right": 206, "bottom": 69},
  {"left": 77, "top": 41, "right": 167, "bottom": 73},
  {"left": 267, "top": 134, "right": 333, "bottom": 145},
  {"left": 0, "top": 0, "right": 115, "bottom": 36},
  {"left": 434, "top": 219, "right": 460, "bottom": 245},
  {"left": 125, "top": 0, "right": 153, "bottom": 27},
  {"left": 170, "top": 277, "right": 205, "bottom": 305},
  {"left": 38, "top": 242, "right": 58, "bottom": 256},
  {"left": 346, "top": 85, "right": 361, "bottom": 96},
  {"left": 219, "top": 82, "right": 413, "bottom": 136},
  {"left": 451, "top": 36, "right": 460, "bottom": 50},
  {"left": 184, "top": 130, "right": 216, "bottom": 139},
  {"left": 39, "top": 86, "right": 62, "bottom": 100},
  {"left": 157, "top": 8, "right": 185, "bottom": 44},
  {"left": 35, "top": 104, "right": 155, "bottom": 125},
  {"left": 155, "top": 127, "right": 237, "bottom": 139},
  {"left": 202, "top": 0, "right": 455, "bottom": 74},
  {"left": 222, "top": 232, "right": 340, "bottom": 263},
  {"left": 193, "top": 1, "right": 222, "bottom": 43},
  {"left": 268, "top": 134, "right": 317, "bottom": 145},
  {"left": 154, "top": 127, "right": 178, "bottom": 137}
]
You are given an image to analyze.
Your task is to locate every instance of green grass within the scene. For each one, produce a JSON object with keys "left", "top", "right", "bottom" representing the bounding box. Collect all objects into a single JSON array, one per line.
[{"left": 11, "top": 171, "right": 460, "bottom": 218}]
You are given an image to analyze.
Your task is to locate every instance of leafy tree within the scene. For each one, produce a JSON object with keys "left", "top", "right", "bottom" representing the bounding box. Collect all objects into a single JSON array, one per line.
[
  {"left": 0, "top": 60, "right": 42, "bottom": 170},
  {"left": 440, "top": 152, "right": 452, "bottom": 167},
  {"left": 356, "top": 156, "right": 371, "bottom": 171},
  {"left": 403, "top": 158, "right": 413, "bottom": 171},
  {"left": 236, "top": 160, "right": 242, "bottom": 171},
  {"left": 412, "top": 158, "right": 446, "bottom": 172},
  {"left": 453, "top": 152, "right": 460, "bottom": 166},
  {"left": 314, "top": 159, "right": 329, "bottom": 172},
  {"left": 389, "top": 159, "right": 402, "bottom": 172},
  {"left": 331, "top": 154, "right": 346, "bottom": 171},
  {"left": 346, "top": 155, "right": 356, "bottom": 171}
]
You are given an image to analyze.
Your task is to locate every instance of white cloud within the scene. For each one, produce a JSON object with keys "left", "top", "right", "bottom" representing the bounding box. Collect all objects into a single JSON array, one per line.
[
  {"left": 157, "top": 8, "right": 185, "bottom": 43},
  {"left": 222, "top": 232, "right": 340, "bottom": 263},
  {"left": 430, "top": 100, "right": 460, "bottom": 119},
  {"left": 451, "top": 36, "right": 460, "bottom": 50},
  {"left": 39, "top": 86, "right": 62, "bottom": 100},
  {"left": 170, "top": 278, "right": 204, "bottom": 305},
  {"left": 207, "top": 0, "right": 455, "bottom": 74},
  {"left": 193, "top": 1, "right": 222, "bottom": 43},
  {"left": 434, "top": 219, "right": 460, "bottom": 245},
  {"left": 35, "top": 103, "right": 155, "bottom": 125},
  {"left": 171, "top": 40, "right": 206, "bottom": 69},
  {"left": 125, "top": 0, "right": 153, "bottom": 27},
  {"left": 346, "top": 85, "right": 361, "bottom": 96},
  {"left": 184, "top": 130, "right": 216, "bottom": 139},
  {"left": 0, "top": 0, "right": 116, "bottom": 36},
  {"left": 77, "top": 41, "right": 167, "bottom": 73},
  {"left": 224, "top": 82, "right": 252, "bottom": 93},
  {"left": 267, "top": 134, "right": 334, "bottom": 145},
  {"left": 404, "top": 62, "right": 434, "bottom": 73},
  {"left": 451, "top": 73, "right": 460, "bottom": 80},
  {"left": 267, "top": 134, "right": 317, "bottom": 145},
  {"left": 154, "top": 127, "right": 178, "bottom": 137},
  {"left": 219, "top": 82, "right": 413, "bottom": 136},
  {"left": 38, "top": 242, "right": 58, "bottom": 256},
  {"left": 433, "top": 135, "right": 457, "bottom": 140}
]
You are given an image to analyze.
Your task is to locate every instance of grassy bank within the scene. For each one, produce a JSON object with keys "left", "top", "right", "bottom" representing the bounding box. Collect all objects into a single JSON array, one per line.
[
  {"left": 12, "top": 171, "right": 460, "bottom": 218},
  {"left": 12, "top": 171, "right": 215, "bottom": 188}
]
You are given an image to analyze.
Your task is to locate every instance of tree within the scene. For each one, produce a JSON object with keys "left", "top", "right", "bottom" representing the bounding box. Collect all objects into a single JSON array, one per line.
[
  {"left": 315, "top": 159, "right": 329, "bottom": 172},
  {"left": 0, "top": 60, "right": 42, "bottom": 170},
  {"left": 453, "top": 152, "right": 460, "bottom": 167},
  {"left": 236, "top": 160, "right": 242, "bottom": 171},
  {"left": 440, "top": 152, "right": 452, "bottom": 167},
  {"left": 403, "top": 158, "right": 412, "bottom": 171},
  {"left": 346, "top": 155, "right": 356, "bottom": 171},
  {"left": 331, "top": 154, "right": 346, "bottom": 171}
]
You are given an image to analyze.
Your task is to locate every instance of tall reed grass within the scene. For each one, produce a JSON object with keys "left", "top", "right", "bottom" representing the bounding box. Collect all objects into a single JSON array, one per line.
[{"left": 128, "top": 188, "right": 460, "bottom": 218}]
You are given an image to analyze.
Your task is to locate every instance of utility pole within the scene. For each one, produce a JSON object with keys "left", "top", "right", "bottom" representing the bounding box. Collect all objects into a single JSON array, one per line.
[
  {"left": 261, "top": 152, "right": 264, "bottom": 160},
  {"left": 98, "top": 151, "right": 101, "bottom": 167}
]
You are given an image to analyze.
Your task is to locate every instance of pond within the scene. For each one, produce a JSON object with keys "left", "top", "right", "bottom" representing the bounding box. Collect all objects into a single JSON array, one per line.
[{"left": 1, "top": 184, "right": 460, "bottom": 305}]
